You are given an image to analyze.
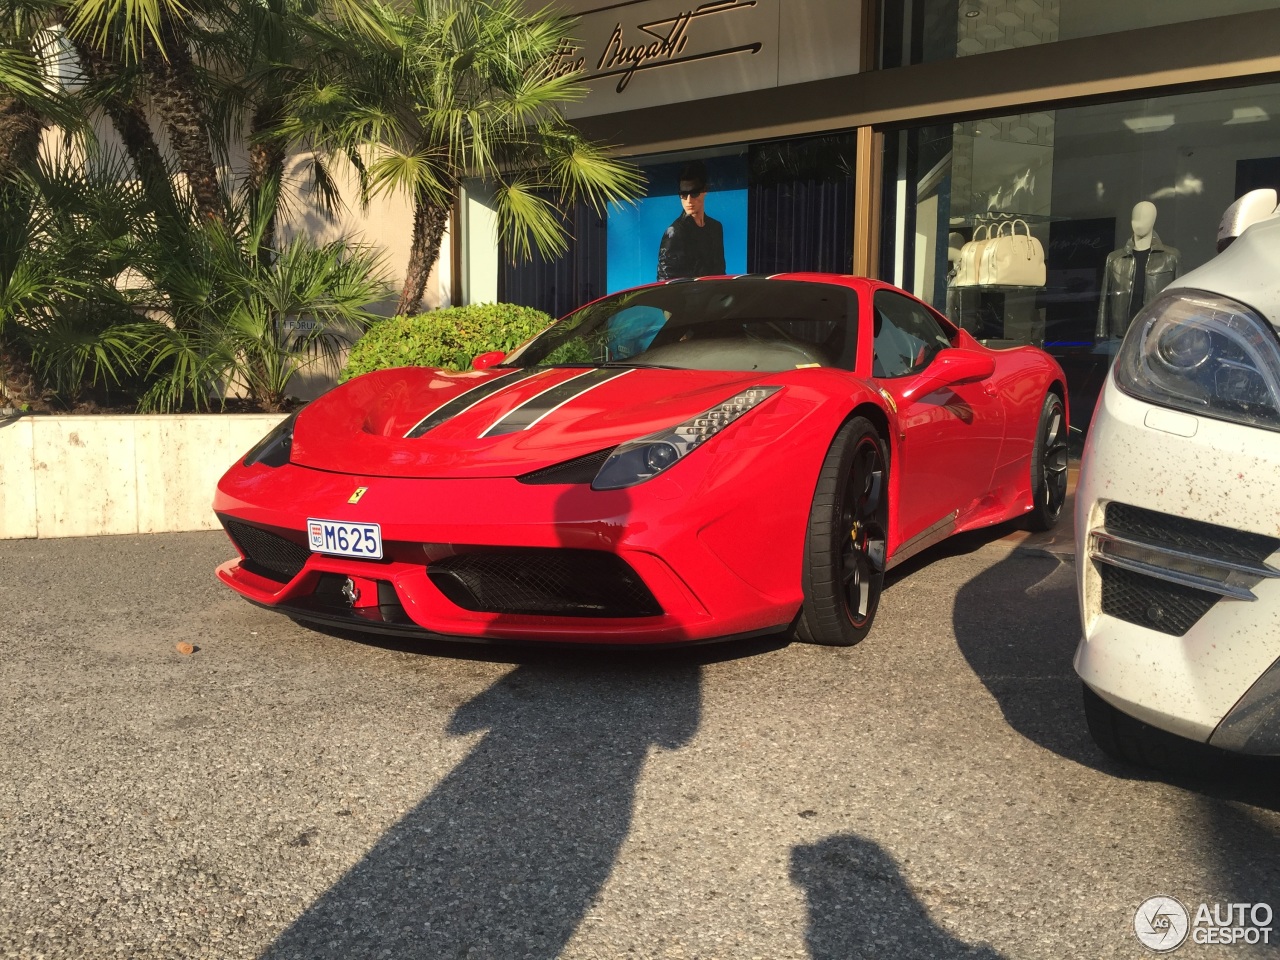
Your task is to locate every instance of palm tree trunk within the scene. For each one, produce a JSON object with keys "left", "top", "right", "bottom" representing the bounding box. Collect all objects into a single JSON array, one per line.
[
  {"left": 247, "top": 103, "right": 286, "bottom": 259},
  {"left": 143, "top": 17, "right": 223, "bottom": 221},
  {"left": 0, "top": 97, "right": 44, "bottom": 179},
  {"left": 398, "top": 194, "right": 449, "bottom": 316},
  {"left": 0, "top": 340, "right": 40, "bottom": 408},
  {"left": 68, "top": 39, "right": 174, "bottom": 211}
]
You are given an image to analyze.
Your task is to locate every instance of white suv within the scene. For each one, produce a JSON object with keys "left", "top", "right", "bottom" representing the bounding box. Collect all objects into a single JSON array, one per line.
[{"left": 1075, "top": 193, "right": 1280, "bottom": 773}]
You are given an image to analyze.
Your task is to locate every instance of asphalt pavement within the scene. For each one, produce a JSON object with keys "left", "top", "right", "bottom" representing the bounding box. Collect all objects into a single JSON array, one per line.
[{"left": 1, "top": 515, "right": 1278, "bottom": 959}]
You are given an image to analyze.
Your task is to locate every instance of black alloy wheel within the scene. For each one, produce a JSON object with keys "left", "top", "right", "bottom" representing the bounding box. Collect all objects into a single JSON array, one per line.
[
  {"left": 794, "top": 417, "right": 889, "bottom": 646},
  {"left": 1027, "top": 392, "right": 1068, "bottom": 531}
]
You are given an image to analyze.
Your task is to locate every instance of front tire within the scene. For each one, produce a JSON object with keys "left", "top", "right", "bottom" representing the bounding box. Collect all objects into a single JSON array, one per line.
[
  {"left": 1082, "top": 684, "right": 1228, "bottom": 778},
  {"left": 793, "top": 417, "right": 889, "bottom": 647},
  {"left": 1026, "top": 391, "right": 1068, "bottom": 531}
]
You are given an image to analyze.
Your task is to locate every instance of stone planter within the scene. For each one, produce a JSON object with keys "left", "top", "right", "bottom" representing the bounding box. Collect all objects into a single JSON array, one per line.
[{"left": 0, "top": 413, "right": 287, "bottom": 539}]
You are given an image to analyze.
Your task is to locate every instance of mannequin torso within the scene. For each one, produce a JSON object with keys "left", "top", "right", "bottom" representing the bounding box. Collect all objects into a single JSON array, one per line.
[{"left": 1096, "top": 201, "right": 1179, "bottom": 338}]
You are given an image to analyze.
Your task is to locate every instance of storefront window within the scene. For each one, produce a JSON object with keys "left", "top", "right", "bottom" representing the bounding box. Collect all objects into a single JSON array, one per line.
[
  {"left": 881, "top": 82, "right": 1280, "bottom": 423},
  {"left": 881, "top": 0, "right": 1280, "bottom": 67},
  {"left": 500, "top": 133, "right": 855, "bottom": 318}
]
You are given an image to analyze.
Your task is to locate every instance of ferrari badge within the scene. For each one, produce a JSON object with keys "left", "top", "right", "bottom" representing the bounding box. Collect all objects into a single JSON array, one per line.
[{"left": 347, "top": 486, "right": 368, "bottom": 504}]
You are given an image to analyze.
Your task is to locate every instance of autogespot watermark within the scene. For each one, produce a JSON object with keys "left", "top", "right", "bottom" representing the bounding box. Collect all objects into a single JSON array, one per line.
[{"left": 1134, "top": 896, "right": 1274, "bottom": 952}]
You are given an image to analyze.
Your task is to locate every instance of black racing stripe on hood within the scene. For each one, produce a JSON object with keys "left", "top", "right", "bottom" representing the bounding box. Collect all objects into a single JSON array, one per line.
[
  {"left": 480, "top": 368, "right": 634, "bottom": 437},
  {"left": 403, "top": 368, "right": 544, "bottom": 439}
]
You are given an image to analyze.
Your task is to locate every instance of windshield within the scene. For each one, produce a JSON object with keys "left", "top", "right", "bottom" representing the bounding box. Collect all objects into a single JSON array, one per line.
[{"left": 504, "top": 279, "right": 858, "bottom": 372}]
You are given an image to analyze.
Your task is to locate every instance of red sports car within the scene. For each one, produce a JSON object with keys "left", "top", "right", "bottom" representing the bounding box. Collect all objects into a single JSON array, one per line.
[{"left": 214, "top": 274, "right": 1067, "bottom": 646}]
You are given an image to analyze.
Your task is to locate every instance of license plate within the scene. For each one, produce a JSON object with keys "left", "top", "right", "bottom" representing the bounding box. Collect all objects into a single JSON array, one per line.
[{"left": 307, "top": 519, "right": 383, "bottom": 559}]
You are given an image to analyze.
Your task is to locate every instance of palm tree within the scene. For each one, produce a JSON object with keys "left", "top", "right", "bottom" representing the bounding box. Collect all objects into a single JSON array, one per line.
[
  {"left": 286, "top": 0, "right": 643, "bottom": 316},
  {"left": 0, "top": 0, "right": 87, "bottom": 406},
  {"left": 207, "top": 0, "right": 365, "bottom": 259},
  {"left": 0, "top": 154, "right": 154, "bottom": 406},
  {"left": 134, "top": 181, "right": 389, "bottom": 411},
  {"left": 0, "top": 1, "right": 83, "bottom": 179},
  {"left": 65, "top": 0, "right": 227, "bottom": 220}
]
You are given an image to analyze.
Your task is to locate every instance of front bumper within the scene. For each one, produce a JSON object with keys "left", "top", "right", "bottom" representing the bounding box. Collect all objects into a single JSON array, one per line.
[
  {"left": 1074, "top": 376, "right": 1280, "bottom": 753},
  {"left": 213, "top": 459, "right": 808, "bottom": 645}
]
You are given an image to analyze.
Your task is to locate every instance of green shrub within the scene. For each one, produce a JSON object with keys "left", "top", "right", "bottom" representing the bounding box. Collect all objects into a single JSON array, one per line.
[{"left": 341, "top": 303, "right": 555, "bottom": 381}]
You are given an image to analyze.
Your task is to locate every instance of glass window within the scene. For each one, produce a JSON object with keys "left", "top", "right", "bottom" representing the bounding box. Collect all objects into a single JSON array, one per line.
[
  {"left": 881, "top": 0, "right": 1280, "bottom": 67},
  {"left": 499, "top": 133, "right": 856, "bottom": 318},
  {"left": 880, "top": 81, "right": 1280, "bottom": 422},
  {"left": 872, "top": 290, "right": 953, "bottom": 378}
]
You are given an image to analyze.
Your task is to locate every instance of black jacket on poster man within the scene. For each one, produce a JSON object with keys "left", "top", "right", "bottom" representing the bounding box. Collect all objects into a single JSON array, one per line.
[{"left": 657, "top": 214, "right": 726, "bottom": 280}]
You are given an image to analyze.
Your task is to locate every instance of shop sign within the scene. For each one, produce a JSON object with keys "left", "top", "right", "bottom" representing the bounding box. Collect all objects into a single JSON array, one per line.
[{"left": 549, "top": 0, "right": 858, "bottom": 118}]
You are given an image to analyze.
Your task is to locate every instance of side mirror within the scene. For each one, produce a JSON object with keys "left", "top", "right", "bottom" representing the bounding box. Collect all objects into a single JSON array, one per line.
[
  {"left": 1217, "top": 188, "right": 1279, "bottom": 252},
  {"left": 472, "top": 350, "right": 505, "bottom": 371},
  {"left": 903, "top": 348, "right": 995, "bottom": 400}
]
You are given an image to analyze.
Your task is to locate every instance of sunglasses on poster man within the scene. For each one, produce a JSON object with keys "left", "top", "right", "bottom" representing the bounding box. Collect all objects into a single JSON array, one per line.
[{"left": 678, "top": 188, "right": 704, "bottom": 199}]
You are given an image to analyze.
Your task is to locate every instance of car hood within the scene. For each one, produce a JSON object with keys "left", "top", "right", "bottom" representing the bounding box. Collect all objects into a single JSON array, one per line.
[
  {"left": 290, "top": 366, "right": 780, "bottom": 478},
  {"left": 1169, "top": 214, "right": 1280, "bottom": 328}
]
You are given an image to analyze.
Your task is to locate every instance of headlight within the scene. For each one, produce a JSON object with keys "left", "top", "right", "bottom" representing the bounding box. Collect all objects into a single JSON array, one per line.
[
  {"left": 242, "top": 408, "right": 303, "bottom": 467},
  {"left": 592, "top": 386, "right": 781, "bottom": 490},
  {"left": 1114, "top": 290, "right": 1280, "bottom": 432}
]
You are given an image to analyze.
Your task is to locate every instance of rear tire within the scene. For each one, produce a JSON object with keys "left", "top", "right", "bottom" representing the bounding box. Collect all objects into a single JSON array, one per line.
[
  {"left": 1026, "top": 391, "right": 1068, "bottom": 532},
  {"left": 793, "top": 417, "right": 888, "bottom": 647},
  {"left": 1082, "top": 684, "right": 1229, "bottom": 778}
]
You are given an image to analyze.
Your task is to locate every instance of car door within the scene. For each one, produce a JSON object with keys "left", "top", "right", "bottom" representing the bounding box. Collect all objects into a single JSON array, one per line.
[{"left": 870, "top": 289, "right": 1005, "bottom": 543}]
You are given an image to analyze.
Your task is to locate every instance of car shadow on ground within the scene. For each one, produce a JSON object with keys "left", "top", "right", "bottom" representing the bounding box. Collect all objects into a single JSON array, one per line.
[
  {"left": 261, "top": 661, "right": 702, "bottom": 960},
  {"left": 791, "top": 834, "right": 1005, "bottom": 958},
  {"left": 947, "top": 544, "right": 1280, "bottom": 812}
]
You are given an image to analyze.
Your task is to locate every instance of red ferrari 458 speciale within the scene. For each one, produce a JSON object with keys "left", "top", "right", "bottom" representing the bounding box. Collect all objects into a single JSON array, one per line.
[{"left": 214, "top": 274, "right": 1067, "bottom": 646}]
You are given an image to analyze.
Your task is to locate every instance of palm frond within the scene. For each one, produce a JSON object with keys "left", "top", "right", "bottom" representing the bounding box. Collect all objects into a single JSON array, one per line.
[{"left": 492, "top": 178, "right": 567, "bottom": 264}]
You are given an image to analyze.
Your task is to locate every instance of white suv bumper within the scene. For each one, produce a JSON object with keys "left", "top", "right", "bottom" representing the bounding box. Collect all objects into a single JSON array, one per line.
[{"left": 1074, "top": 374, "right": 1280, "bottom": 752}]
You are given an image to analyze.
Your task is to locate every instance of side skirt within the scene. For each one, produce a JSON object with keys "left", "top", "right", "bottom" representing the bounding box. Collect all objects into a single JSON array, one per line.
[{"left": 886, "top": 510, "right": 959, "bottom": 571}]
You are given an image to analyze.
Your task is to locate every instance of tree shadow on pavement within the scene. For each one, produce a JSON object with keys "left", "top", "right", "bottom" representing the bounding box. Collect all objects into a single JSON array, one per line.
[
  {"left": 950, "top": 546, "right": 1280, "bottom": 810},
  {"left": 791, "top": 834, "right": 1004, "bottom": 959},
  {"left": 262, "top": 661, "right": 701, "bottom": 960}
]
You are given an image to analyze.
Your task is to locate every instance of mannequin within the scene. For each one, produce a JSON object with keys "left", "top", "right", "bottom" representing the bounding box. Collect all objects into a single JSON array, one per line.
[{"left": 1096, "top": 201, "right": 1180, "bottom": 338}]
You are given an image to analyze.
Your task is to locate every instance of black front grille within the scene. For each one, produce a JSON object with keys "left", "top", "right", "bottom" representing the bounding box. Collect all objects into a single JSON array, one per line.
[
  {"left": 1105, "top": 502, "right": 1279, "bottom": 564},
  {"left": 1099, "top": 563, "right": 1218, "bottom": 637},
  {"left": 428, "top": 549, "right": 662, "bottom": 618},
  {"left": 220, "top": 515, "right": 310, "bottom": 583},
  {"left": 517, "top": 447, "right": 616, "bottom": 485}
]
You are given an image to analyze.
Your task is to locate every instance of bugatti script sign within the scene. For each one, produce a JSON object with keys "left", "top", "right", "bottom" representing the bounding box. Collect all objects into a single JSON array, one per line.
[
  {"left": 551, "top": 0, "right": 762, "bottom": 93},
  {"left": 553, "top": 0, "right": 790, "bottom": 117},
  {"left": 550, "top": 0, "right": 860, "bottom": 117}
]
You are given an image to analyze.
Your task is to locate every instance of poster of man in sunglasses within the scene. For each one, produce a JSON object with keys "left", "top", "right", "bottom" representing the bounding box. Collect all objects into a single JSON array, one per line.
[{"left": 656, "top": 161, "right": 726, "bottom": 280}]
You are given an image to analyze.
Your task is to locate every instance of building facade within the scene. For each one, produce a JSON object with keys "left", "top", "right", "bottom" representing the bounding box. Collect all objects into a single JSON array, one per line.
[{"left": 460, "top": 1, "right": 1280, "bottom": 427}]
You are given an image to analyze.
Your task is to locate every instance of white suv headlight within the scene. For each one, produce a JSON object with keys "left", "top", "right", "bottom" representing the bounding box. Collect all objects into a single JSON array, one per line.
[{"left": 1114, "top": 289, "right": 1280, "bottom": 432}]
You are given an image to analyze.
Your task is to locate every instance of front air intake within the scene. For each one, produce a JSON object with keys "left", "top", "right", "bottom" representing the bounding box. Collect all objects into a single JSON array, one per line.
[
  {"left": 1105, "top": 502, "right": 1278, "bottom": 563},
  {"left": 428, "top": 549, "right": 662, "bottom": 618},
  {"left": 219, "top": 515, "right": 310, "bottom": 583},
  {"left": 1095, "top": 502, "right": 1280, "bottom": 637},
  {"left": 1097, "top": 563, "right": 1219, "bottom": 637}
]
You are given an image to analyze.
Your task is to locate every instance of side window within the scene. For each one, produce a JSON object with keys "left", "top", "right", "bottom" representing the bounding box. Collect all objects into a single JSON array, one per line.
[{"left": 872, "top": 290, "right": 953, "bottom": 378}]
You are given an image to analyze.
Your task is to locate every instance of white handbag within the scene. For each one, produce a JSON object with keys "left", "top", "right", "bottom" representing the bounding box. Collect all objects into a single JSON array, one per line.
[
  {"left": 977, "top": 218, "right": 1045, "bottom": 287},
  {"left": 952, "top": 223, "right": 992, "bottom": 288}
]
